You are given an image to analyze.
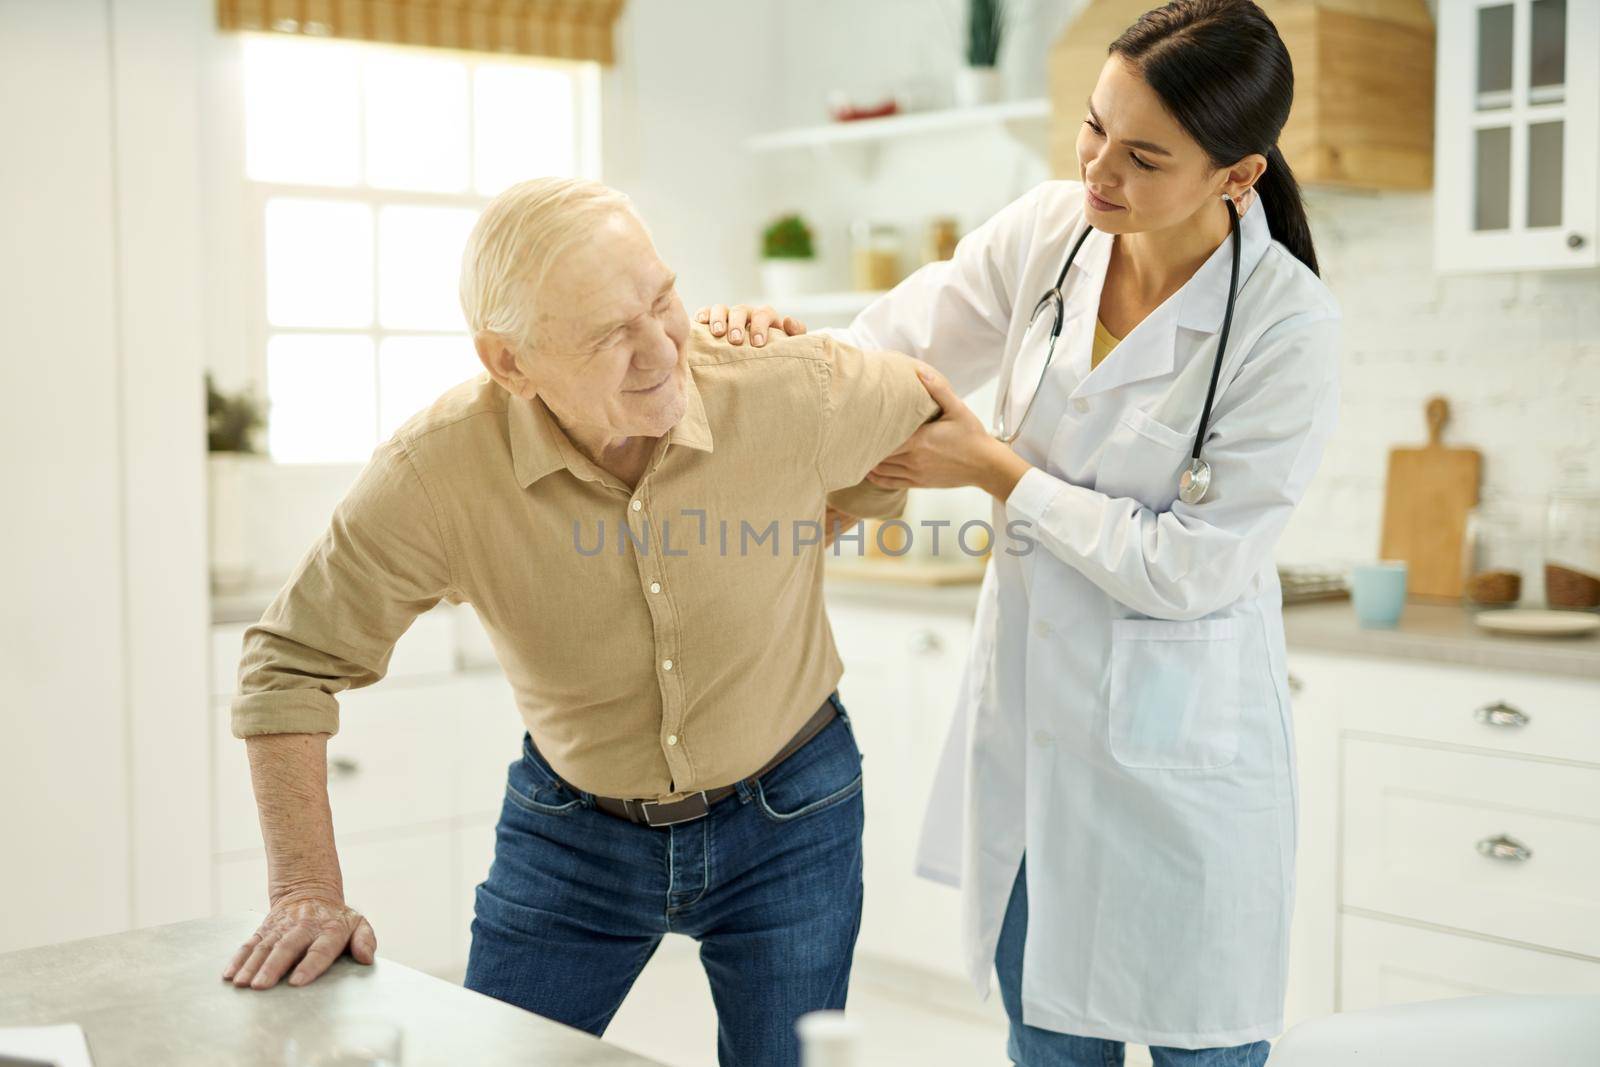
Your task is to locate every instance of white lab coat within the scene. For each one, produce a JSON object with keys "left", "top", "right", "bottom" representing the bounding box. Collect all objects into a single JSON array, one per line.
[{"left": 825, "top": 181, "right": 1340, "bottom": 1048}]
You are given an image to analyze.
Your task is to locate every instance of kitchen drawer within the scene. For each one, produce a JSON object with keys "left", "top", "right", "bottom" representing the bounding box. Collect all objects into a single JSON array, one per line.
[
  {"left": 1342, "top": 739, "right": 1600, "bottom": 958},
  {"left": 450, "top": 673, "right": 527, "bottom": 819},
  {"left": 215, "top": 680, "right": 460, "bottom": 854},
  {"left": 215, "top": 827, "right": 459, "bottom": 976},
  {"left": 1321, "top": 652, "right": 1600, "bottom": 766},
  {"left": 209, "top": 606, "right": 460, "bottom": 699},
  {"left": 1340, "top": 913, "right": 1600, "bottom": 1013}
]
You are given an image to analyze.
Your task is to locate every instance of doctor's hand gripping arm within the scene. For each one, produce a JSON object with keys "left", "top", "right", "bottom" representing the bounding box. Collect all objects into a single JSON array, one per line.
[{"left": 874, "top": 312, "right": 1341, "bottom": 621}]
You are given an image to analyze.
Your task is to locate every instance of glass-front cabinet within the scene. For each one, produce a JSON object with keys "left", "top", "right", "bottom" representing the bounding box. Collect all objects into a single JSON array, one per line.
[{"left": 1436, "top": 0, "right": 1599, "bottom": 271}]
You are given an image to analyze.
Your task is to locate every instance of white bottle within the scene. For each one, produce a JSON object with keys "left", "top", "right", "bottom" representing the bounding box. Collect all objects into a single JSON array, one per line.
[{"left": 797, "top": 1010, "right": 860, "bottom": 1067}]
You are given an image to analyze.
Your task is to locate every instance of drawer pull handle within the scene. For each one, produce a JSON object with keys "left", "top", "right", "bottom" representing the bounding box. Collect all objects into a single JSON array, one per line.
[
  {"left": 328, "top": 756, "right": 361, "bottom": 778},
  {"left": 911, "top": 630, "right": 944, "bottom": 656},
  {"left": 1474, "top": 702, "right": 1529, "bottom": 729},
  {"left": 1476, "top": 834, "right": 1532, "bottom": 863}
]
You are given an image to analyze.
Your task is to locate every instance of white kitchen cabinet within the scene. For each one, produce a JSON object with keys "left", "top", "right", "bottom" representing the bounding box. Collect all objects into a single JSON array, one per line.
[
  {"left": 1436, "top": 0, "right": 1600, "bottom": 271},
  {"left": 1285, "top": 644, "right": 1600, "bottom": 1019},
  {"left": 1343, "top": 739, "right": 1600, "bottom": 957},
  {"left": 452, "top": 817, "right": 499, "bottom": 970},
  {"left": 1340, "top": 913, "right": 1600, "bottom": 1011},
  {"left": 830, "top": 594, "right": 973, "bottom": 982}
]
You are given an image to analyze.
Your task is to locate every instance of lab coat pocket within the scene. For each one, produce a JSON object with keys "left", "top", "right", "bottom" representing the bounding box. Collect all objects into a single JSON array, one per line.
[
  {"left": 1108, "top": 616, "right": 1241, "bottom": 770},
  {"left": 1093, "top": 408, "right": 1193, "bottom": 513}
]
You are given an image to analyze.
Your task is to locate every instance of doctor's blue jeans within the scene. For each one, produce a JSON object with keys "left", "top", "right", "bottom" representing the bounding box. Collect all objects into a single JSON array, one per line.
[
  {"left": 463, "top": 697, "right": 864, "bottom": 1067},
  {"left": 997, "top": 858, "right": 1272, "bottom": 1067}
]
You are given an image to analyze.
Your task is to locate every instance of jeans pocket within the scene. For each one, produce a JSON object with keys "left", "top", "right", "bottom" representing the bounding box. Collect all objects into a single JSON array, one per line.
[
  {"left": 504, "top": 734, "right": 584, "bottom": 815},
  {"left": 753, "top": 714, "right": 864, "bottom": 823}
]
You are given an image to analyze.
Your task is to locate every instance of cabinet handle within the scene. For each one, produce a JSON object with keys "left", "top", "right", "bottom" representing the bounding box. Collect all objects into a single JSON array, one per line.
[
  {"left": 1288, "top": 673, "right": 1305, "bottom": 695},
  {"left": 328, "top": 756, "right": 361, "bottom": 778},
  {"left": 1474, "top": 701, "right": 1529, "bottom": 728},
  {"left": 1567, "top": 233, "right": 1586, "bottom": 250},
  {"left": 910, "top": 630, "right": 944, "bottom": 656},
  {"left": 1476, "top": 834, "right": 1532, "bottom": 863}
]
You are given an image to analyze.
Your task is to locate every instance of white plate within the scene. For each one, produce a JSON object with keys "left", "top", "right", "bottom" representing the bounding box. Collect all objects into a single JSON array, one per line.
[{"left": 1474, "top": 609, "right": 1600, "bottom": 636}]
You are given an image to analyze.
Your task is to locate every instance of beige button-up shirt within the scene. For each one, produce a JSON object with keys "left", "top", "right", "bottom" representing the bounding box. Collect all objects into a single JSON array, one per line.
[{"left": 232, "top": 325, "right": 939, "bottom": 800}]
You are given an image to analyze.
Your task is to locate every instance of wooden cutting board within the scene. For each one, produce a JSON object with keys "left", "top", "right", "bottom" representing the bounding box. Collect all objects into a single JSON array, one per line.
[{"left": 1380, "top": 396, "right": 1482, "bottom": 600}]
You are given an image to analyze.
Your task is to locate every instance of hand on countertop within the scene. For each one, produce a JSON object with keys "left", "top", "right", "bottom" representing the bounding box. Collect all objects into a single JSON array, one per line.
[{"left": 222, "top": 892, "right": 376, "bottom": 991}]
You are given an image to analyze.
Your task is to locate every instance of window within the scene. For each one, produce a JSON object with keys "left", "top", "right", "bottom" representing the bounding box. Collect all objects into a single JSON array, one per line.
[{"left": 238, "top": 35, "right": 600, "bottom": 463}]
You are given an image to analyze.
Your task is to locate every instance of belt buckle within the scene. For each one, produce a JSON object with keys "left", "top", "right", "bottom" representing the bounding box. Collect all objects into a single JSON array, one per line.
[{"left": 639, "top": 791, "right": 709, "bottom": 828}]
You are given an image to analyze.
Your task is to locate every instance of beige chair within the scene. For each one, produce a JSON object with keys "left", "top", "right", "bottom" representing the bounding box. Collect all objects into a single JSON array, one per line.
[{"left": 1270, "top": 995, "right": 1600, "bottom": 1066}]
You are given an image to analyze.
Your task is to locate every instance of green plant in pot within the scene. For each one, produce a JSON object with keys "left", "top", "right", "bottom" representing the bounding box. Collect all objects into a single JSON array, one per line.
[
  {"left": 205, "top": 373, "right": 269, "bottom": 594},
  {"left": 206, "top": 372, "right": 266, "bottom": 454},
  {"left": 957, "top": 0, "right": 1006, "bottom": 107},
  {"left": 759, "top": 213, "right": 823, "bottom": 300}
]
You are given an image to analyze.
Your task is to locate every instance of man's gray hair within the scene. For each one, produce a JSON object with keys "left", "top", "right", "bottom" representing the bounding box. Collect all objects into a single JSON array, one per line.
[{"left": 459, "top": 177, "right": 639, "bottom": 347}]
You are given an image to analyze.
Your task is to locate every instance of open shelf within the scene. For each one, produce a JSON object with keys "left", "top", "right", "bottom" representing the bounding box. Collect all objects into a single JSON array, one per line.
[{"left": 745, "top": 98, "right": 1050, "bottom": 158}]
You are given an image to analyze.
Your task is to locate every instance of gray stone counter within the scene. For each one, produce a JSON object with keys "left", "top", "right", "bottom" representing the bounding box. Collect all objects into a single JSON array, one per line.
[
  {"left": 1282, "top": 598, "right": 1600, "bottom": 681},
  {"left": 0, "top": 916, "right": 666, "bottom": 1067}
]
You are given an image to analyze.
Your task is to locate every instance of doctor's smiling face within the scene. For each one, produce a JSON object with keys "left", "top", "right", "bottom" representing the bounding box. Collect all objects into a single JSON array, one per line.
[{"left": 1076, "top": 55, "right": 1264, "bottom": 238}]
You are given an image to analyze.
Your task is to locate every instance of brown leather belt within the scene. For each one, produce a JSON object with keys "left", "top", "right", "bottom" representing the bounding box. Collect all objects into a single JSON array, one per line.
[{"left": 563, "top": 693, "right": 840, "bottom": 829}]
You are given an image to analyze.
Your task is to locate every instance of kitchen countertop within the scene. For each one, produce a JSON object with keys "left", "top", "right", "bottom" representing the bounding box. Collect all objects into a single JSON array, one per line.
[
  {"left": 1282, "top": 598, "right": 1600, "bottom": 681},
  {"left": 0, "top": 915, "right": 666, "bottom": 1067},
  {"left": 217, "top": 577, "right": 1599, "bottom": 681}
]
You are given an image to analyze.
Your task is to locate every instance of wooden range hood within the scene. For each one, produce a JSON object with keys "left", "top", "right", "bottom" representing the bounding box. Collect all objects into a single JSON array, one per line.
[{"left": 1048, "top": 0, "right": 1435, "bottom": 191}]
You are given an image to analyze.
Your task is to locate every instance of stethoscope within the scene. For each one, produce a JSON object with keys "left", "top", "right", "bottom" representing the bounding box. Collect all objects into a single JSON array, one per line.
[{"left": 993, "top": 194, "right": 1242, "bottom": 507}]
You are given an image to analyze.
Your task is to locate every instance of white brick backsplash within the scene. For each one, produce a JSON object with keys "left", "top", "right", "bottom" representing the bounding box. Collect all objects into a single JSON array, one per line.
[{"left": 1276, "top": 189, "right": 1600, "bottom": 580}]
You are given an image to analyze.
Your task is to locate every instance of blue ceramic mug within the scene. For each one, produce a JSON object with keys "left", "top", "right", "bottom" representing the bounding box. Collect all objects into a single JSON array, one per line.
[{"left": 1350, "top": 561, "right": 1409, "bottom": 629}]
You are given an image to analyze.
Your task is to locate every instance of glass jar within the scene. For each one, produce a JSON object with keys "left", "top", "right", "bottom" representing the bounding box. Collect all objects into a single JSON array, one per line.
[
  {"left": 1461, "top": 504, "right": 1526, "bottom": 610},
  {"left": 1543, "top": 489, "right": 1600, "bottom": 610},
  {"left": 850, "top": 221, "right": 902, "bottom": 292}
]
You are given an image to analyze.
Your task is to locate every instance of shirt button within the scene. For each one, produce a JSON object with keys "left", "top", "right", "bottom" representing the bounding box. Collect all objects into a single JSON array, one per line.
[
  {"left": 649, "top": 581, "right": 662, "bottom": 594},
  {"left": 630, "top": 499, "right": 642, "bottom": 512},
  {"left": 666, "top": 734, "right": 679, "bottom": 746},
  {"left": 1034, "top": 730, "right": 1053, "bottom": 748},
  {"left": 1035, "top": 621, "right": 1053, "bottom": 638},
  {"left": 662, "top": 659, "right": 674, "bottom": 671},
  {"left": 1072, "top": 398, "right": 1090, "bottom": 414}
]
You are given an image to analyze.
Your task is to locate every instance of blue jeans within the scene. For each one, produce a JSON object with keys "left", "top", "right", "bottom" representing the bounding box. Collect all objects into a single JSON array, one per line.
[
  {"left": 996, "top": 858, "right": 1270, "bottom": 1067},
  {"left": 464, "top": 695, "right": 864, "bottom": 1067}
]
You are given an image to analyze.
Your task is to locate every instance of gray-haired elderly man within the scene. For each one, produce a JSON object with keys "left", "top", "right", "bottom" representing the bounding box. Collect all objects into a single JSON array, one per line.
[{"left": 219, "top": 177, "right": 940, "bottom": 1065}]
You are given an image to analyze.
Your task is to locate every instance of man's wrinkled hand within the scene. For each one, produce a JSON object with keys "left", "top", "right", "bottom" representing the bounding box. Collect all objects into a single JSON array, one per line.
[{"left": 221, "top": 892, "right": 377, "bottom": 990}]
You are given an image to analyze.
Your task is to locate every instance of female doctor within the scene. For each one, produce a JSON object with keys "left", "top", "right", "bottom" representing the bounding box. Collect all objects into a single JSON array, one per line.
[{"left": 700, "top": 1, "right": 1339, "bottom": 1063}]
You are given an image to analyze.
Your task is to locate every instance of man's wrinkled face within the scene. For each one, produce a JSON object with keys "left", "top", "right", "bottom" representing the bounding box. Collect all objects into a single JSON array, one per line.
[{"left": 514, "top": 211, "right": 691, "bottom": 441}]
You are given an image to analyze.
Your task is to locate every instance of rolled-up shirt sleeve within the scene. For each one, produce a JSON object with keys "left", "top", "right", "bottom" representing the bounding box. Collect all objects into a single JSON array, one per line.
[
  {"left": 814, "top": 336, "right": 940, "bottom": 492},
  {"left": 231, "top": 437, "right": 457, "bottom": 737}
]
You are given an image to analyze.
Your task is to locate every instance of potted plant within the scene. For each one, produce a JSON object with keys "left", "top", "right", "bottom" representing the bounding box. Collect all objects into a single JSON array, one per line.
[
  {"left": 759, "top": 213, "right": 823, "bottom": 299},
  {"left": 956, "top": 0, "right": 1005, "bottom": 107},
  {"left": 206, "top": 373, "right": 268, "bottom": 594}
]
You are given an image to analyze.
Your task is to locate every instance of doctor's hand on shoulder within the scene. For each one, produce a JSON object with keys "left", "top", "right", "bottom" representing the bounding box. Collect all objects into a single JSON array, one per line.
[
  {"left": 867, "top": 363, "right": 1032, "bottom": 502},
  {"left": 692, "top": 303, "right": 807, "bottom": 347}
]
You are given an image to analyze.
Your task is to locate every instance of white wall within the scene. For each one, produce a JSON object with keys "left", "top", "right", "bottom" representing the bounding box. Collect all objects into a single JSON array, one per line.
[
  {"left": 0, "top": 0, "right": 211, "bottom": 952},
  {"left": 0, "top": 0, "right": 131, "bottom": 950},
  {"left": 1279, "top": 190, "right": 1600, "bottom": 584}
]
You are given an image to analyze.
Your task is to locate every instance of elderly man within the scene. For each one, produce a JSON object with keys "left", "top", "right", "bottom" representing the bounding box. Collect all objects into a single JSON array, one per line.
[{"left": 219, "top": 177, "right": 939, "bottom": 1065}]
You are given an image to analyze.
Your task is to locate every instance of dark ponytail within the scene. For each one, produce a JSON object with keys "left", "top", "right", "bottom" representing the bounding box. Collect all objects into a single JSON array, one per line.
[{"left": 1109, "top": 0, "right": 1320, "bottom": 276}]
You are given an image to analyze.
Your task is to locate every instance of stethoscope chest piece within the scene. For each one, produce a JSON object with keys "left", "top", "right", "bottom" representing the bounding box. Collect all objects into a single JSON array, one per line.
[{"left": 1179, "top": 458, "right": 1212, "bottom": 506}]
